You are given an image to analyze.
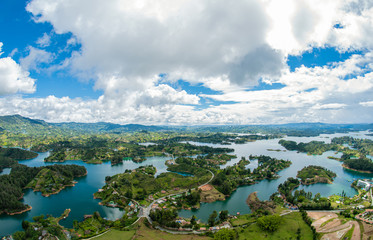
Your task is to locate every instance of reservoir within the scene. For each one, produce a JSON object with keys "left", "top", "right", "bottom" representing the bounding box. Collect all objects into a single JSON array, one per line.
[{"left": 1, "top": 131, "right": 373, "bottom": 236}]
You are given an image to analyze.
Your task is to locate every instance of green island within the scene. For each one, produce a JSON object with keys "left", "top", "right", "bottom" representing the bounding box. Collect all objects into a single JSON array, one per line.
[
  {"left": 26, "top": 165, "right": 87, "bottom": 197},
  {"left": 0, "top": 148, "right": 86, "bottom": 215},
  {"left": 296, "top": 165, "right": 337, "bottom": 185},
  {"left": 94, "top": 165, "right": 210, "bottom": 208}
]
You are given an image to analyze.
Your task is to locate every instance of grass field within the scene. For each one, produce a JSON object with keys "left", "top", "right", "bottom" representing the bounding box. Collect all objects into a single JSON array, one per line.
[
  {"left": 230, "top": 215, "right": 256, "bottom": 227},
  {"left": 238, "top": 212, "right": 314, "bottom": 240},
  {"left": 94, "top": 229, "right": 136, "bottom": 240}
]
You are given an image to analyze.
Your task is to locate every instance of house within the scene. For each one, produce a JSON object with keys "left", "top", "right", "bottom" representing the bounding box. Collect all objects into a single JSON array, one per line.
[{"left": 357, "top": 180, "right": 371, "bottom": 191}]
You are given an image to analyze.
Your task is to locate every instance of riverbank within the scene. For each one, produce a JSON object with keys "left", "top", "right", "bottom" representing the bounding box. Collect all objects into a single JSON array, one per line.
[
  {"left": 5, "top": 206, "right": 32, "bottom": 216},
  {"left": 342, "top": 164, "right": 373, "bottom": 174}
]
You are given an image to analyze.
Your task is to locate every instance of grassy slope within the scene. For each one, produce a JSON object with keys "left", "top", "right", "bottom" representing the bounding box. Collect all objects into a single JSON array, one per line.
[
  {"left": 94, "top": 229, "right": 136, "bottom": 240},
  {"left": 238, "top": 212, "right": 314, "bottom": 240},
  {"left": 95, "top": 219, "right": 211, "bottom": 240}
]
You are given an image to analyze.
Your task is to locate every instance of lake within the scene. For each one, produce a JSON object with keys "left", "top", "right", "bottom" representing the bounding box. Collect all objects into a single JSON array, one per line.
[{"left": 1, "top": 131, "right": 373, "bottom": 236}]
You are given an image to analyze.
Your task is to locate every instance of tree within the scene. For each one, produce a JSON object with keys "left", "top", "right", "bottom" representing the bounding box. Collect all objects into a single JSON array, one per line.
[
  {"left": 257, "top": 215, "right": 283, "bottom": 232},
  {"left": 191, "top": 215, "right": 197, "bottom": 225},
  {"left": 125, "top": 190, "right": 133, "bottom": 199},
  {"left": 13, "top": 231, "right": 26, "bottom": 240},
  {"left": 22, "top": 220, "right": 29, "bottom": 230},
  {"left": 208, "top": 210, "right": 218, "bottom": 226},
  {"left": 219, "top": 210, "right": 229, "bottom": 222},
  {"left": 214, "top": 229, "right": 236, "bottom": 240}
]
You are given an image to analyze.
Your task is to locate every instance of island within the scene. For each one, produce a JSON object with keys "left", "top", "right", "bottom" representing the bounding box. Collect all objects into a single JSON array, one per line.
[
  {"left": 296, "top": 165, "right": 336, "bottom": 185},
  {"left": 94, "top": 165, "right": 211, "bottom": 208},
  {"left": 26, "top": 165, "right": 87, "bottom": 196}
]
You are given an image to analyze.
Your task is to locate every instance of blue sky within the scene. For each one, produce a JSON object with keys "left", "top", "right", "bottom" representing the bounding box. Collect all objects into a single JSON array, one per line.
[{"left": 0, "top": 0, "right": 373, "bottom": 125}]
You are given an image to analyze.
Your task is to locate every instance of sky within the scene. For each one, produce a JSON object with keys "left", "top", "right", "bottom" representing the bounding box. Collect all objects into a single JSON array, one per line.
[{"left": 0, "top": 0, "right": 373, "bottom": 125}]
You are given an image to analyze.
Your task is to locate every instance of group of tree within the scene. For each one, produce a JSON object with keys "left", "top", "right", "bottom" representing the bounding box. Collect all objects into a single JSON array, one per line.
[
  {"left": 149, "top": 209, "right": 180, "bottom": 228},
  {"left": 208, "top": 210, "right": 229, "bottom": 227}
]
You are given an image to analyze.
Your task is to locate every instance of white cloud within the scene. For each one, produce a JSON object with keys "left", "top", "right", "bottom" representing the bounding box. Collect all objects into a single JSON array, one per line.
[
  {"left": 0, "top": 43, "right": 36, "bottom": 96},
  {"left": 312, "top": 103, "right": 347, "bottom": 110},
  {"left": 20, "top": 46, "right": 53, "bottom": 72},
  {"left": 26, "top": 0, "right": 286, "bottom": 90}
]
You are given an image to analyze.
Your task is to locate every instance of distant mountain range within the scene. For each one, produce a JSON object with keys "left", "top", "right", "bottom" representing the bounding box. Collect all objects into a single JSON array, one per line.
[
  {"left": 0, "top": 115, "right": 166, "bottom": 135},
  {"left": 0, "top": 114, "right": 372, "bottom": 136}
]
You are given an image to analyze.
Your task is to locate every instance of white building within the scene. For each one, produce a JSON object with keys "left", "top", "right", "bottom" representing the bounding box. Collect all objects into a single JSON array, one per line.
[{"left": 357, "top": 180, "right": 371, "bottom": 191}]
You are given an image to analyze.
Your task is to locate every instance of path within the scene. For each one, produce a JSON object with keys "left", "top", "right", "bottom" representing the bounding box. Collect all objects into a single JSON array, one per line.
[
  {"left": 88, "top": 169, "right": 215, "bottom": 238},
  {"left": 141, "top": 169, "right": 214, "bottom": 224}
]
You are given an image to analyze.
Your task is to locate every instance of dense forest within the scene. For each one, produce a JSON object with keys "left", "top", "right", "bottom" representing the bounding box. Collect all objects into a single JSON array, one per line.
[
  {"left": 0, "top": 147, "right": 38, "bottom": 160},
  {"left": 343, "top": 158, "right": 373, "bottom": 172}
]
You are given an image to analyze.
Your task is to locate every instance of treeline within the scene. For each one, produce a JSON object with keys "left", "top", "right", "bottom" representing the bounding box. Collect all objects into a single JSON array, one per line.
[
  {"left": 279, "top": 140, "right": 338, "bottom": 155},
  {"left": 300, "top": 209, "right": 319, "bottom": 240},
  {"left": 149, "top": 209, "right": 180, "bottom": 228},
  {"left": 0, "top": 155, "right": 17, "bottom": 173},
  {"left": 0, "top": 147, "right": 38, "bottom": 160},
  {"left": 0, "top": 163, "right": 86, "bottom": 214},
  {"left": 344, "top": 158, "right": 373, "bottom": 172}
]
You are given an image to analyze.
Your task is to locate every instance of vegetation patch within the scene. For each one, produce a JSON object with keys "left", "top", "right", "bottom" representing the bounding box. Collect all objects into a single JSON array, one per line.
[
  {"left": 237, "top": 212, "right": 314, "bottom": 240},
  {"left": 296, "top": 165, "right": 336, "bottom": 185},
  {"left": 246, "top": 192, "right": 275, "bottom": 214}
]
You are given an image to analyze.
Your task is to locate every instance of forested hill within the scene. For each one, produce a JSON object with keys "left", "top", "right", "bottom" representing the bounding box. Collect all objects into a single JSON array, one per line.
[
  {"left": 0, "top": 115, "right": 60, "bottom": 135},
  {"left": 0, "top": 115, "right": 165, "bottom": 135},
  {"left": 0, "top": 114, "right": 372, "bottom": 136}
]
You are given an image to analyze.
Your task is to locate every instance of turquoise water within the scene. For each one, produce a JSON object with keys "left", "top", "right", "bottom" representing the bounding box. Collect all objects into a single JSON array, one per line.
[
  {"left": 0, "top": 153, "right": 172, "bottom": 236},
  {"left": 0, "top": 168, "right": 11, "bottom": 175},
  {"left": 1, "top": 131, "right": 373, "bottom": 235}
]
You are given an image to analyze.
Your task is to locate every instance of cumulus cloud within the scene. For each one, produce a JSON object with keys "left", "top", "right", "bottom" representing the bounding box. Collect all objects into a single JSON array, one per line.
[
  {"left": 0, "top": 43, "right": 36, "bottom": 96},
  {"left": 26, "top": 0, "right": 287, "bottom": 90}
]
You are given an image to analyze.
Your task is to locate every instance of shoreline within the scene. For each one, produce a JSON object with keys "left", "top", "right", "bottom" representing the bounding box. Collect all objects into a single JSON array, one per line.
[
  {"left": 6, "top": 205, "right": 32, "bottom": 216},
  {"left": 342, "top": 164, "right": 373, "bottom": 174},
  {"left": 33, "top": 170, "right": 88, "bottom": 197}
]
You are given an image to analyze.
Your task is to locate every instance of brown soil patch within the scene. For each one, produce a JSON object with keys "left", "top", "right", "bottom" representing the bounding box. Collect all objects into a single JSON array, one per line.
[
  {"left": 199, "top": 185, "right": 225, "bottom": 203},
  {"left": 308, "top": 212, "right": 336, "bottom": 221},
  {"left": 308, "top": 211, "right": 361, "bottom": 240},
  {"left": 362, "top": 222, "right": 373, "bottom": 239},
  {"left": 321, "top": 225, "right": 351, "bottom": 240},
  {"left": 198, "top": 184, "right": 213, "bottom": 191},
  {"left": 351, "top": 221, "right": 360, "bottom": 240},
  {"left": 308, "top": 212, "right": 338, "bottom": 231}
]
